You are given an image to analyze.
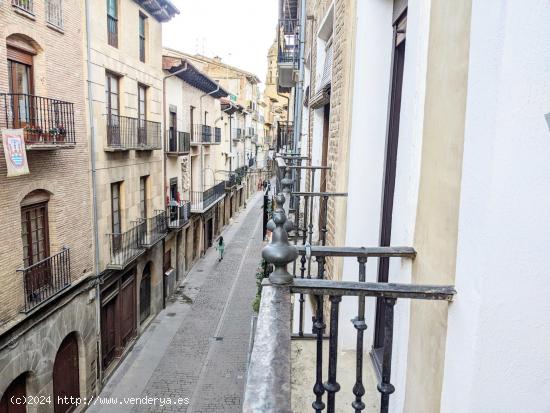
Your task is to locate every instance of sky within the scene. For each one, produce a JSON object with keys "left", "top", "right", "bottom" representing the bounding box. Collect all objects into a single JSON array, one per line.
[{"left": 163, "top": 0, "right": 279, "bottom": 88}]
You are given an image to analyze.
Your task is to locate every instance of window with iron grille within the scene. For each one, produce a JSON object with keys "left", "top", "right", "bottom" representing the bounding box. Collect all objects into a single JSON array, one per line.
[
  {"left": 107, "top": 0, "right": 118, "bottom": 47},
  {"left": 139, "top": 13, "right": 147, "bottom": 62},
  {"left": 46, "top": 0, "right": 63, "bottom": 28},
  {"left": 12, "top": 0, "right": 34, "bottom": 14}
]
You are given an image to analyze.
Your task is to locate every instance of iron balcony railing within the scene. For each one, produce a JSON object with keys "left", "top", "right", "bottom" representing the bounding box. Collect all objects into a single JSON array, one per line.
[
  {"left": 17, "top": 247, "right": 71, "bottom": 312},
  {"left": 232, "top": 128, "right": 243, "bottom": 140},
  {"left": 107, "top": 221, "right": 146, "bottom": 269},
  {"left": 277, "top": 121, "right": 294, "bottom": 151},
  {"left": 224, "top": 173, "right": 237, "bottom": 189},
  {"left": 247, "top": 127, "right": 256, "bottom": 137},
  {"left": 167, "top": 201, "right": 191, "bottom": 229},
  {"left": 189, "top": 181, "right": 225, "bottom": 212},
  {"left": 277, "top": 18, "right": 299, "bottom": 65},
  {"left": 105, "top": 114, "right": 161, "bottom": 150},
  {"left": 0, "top": 93, "right": 76, "bottom": 146},
  {"left": 214, "top": 127, "right": 222, "bottom": 143},
  {"left": 136, "top": 210, "right": 168, "bottom": 247},
  {"left": 12, "top": 0, "right": 33, "bottom": 14},
  {"left": 244, "top": 195, "right": 457, "bottom": 413},
  {"left": 166, "top": 130, "right": 190, "bottom": 155},
  {"left": 191, "top": 124, "right": 212, "bottom": 144}
]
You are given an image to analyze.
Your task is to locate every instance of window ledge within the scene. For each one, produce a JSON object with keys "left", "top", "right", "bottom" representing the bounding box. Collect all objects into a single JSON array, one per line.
[
  {"left": 12, "top": 5, "right": 36, "bottom": 21},
  {"left": 46, "top": 22, "right": 65, "bottom": 34}
]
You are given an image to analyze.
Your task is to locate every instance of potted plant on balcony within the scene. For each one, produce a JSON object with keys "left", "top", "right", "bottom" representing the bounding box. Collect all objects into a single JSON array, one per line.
[
  {"left": 48, "top": 125, "right": 67, "bottom": 143},
  {"left": 24, "top": 125, "right": 44, "bottom": 144}
]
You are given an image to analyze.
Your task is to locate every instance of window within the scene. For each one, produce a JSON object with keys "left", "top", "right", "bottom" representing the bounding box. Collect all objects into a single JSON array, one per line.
[
  {"left": 12, "top": 0, "right": 34, "bottom": 14},
  {"left": 7, "top": 46, "right": 33, "bottom": 128},
  {"left": 21, "top": 202, "right": 50, "bottom": 268},
  {"left": 46, "top": 0, "right": 63, "bottom": 28},
  {"left": 138, "top": 84, "right": 147, "bottom": 145},
  {"left": 169, "top": 109, "right": 177, "bottom": 151},
  {"left": 107, "top": 0, "right": 118, "bottom": 47},
  {"left": 139, "top": 13, "right": 147, "bottom": 62},
  {"left": 139, "top": 176, "right": 148, "bottom": 219},
  {"left": 111, "top": 182, "right": 121, "bottom": 234},
  {"left": 105, "top": 72, "right": 119, "bottom": 117}
]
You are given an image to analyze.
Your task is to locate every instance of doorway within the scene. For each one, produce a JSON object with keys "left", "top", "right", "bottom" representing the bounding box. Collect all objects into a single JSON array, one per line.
[
  {"left": 373, "top": 8, "right": 407, "bottom": 368},
  {"left": 53, "top": 333, "right": 80, "bottom": 413}
]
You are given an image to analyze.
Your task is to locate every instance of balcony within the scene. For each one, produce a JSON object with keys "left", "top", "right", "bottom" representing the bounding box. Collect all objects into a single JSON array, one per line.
[
  {"left": 232, "top": 128, "right": 243, "bottom": 141},
  {"left": 224, "top": 174, "right": 237, "bottom": 190},
  {"left": 191, "top": 124, "right": 212, "bottom": 144},
  {"left": 246, "top": 127, "right": 256, "bottom": 138},
  {"left": 189, "top": 181, "right": 225, "bottom": 213},
  {"left": 166, "top": 130, "right": 190, "bottom": 156},
  {"left": 106, "top": 221, "right": 146, "bottom": 270},
  {"left": 214, "top": 127, "right": 222, "bottom": 144},
  {"left": 17, "top": 247, "right": 71, "bottom": 312},
  {"left": 0, "top": 93, "right": 76, "bottom": 149},
  {"left": 12, "top": 0, "right": 34, "bottom": 14},
  {"left": 277, "top": 18, "right": 300, "bottom": 88},
  {"left": 105, "top": 114, "right": 161, "bottom": 151},
  {"left": 277, "top": 121, "right": 294, "bottom": 152},
  {"left": 243, "top": 196, "right": 457, "bottom": 413},
  {"left": 136, "top": 210, "right": 168, "bottom": 247},
  {"left": 167, "top": 201, "right": 191, "bottom": 229}
]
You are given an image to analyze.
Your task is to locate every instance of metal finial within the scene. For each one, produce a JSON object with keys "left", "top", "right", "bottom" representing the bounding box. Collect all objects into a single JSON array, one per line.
[
  {"left": 281, "top": 168, "right": 293, "bottom": 193},
  {"left": 262, "top": 193, "right": 297, "bottom": 285}
]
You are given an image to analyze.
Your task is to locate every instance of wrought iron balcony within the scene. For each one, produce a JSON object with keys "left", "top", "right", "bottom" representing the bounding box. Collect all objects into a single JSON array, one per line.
[
  {"left": 107, "top": 221, "right": 146, "bottom": 270},
  {"left": 105, "top": 114, "right": 161, "bottom": 151},
  {"left": 224, "top": 173, "right": 237, "bottom": 190},
  {"left": 136, "top": 210, "right": 168, "bottom": 247},
  {"left": 232, "top": 128, "right": 243, "bottom": 141},
  {"left": 244, "top": 194, "right": 457, "bottom": 413},
  {"left": 189, "top": 181, "right": 225, "bottom": 212},
  {"left": 277, "top": 121, "right": 294, "bottom": 152},
  {"left": 246, "top": 127, "right": 256, "bottom": 137},
  {"left": 12, "top": 0, "right": 34, "bottom": 14},
  {"left": 166, "top": 129, "right": 190, "bottom": 155},
  {"left": 191, "top": 124, "right": 212, "bottom": 144},
  {"left": 17, "top": 247, "right": 71, "bottom": 312},
  {"left": 166, "top": 201, "right": 191, "bottom": 229},
  {"left": 0, "top": 93, "right": 76, "bottom": 148},
  {"left": 214, "top": 127, "right": 222, "bottom": 143}
]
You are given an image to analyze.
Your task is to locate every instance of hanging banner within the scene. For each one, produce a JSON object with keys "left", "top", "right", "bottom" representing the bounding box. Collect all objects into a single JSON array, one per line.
[{"left": 2, "top": 129, "right": 29, "bottom": 177}]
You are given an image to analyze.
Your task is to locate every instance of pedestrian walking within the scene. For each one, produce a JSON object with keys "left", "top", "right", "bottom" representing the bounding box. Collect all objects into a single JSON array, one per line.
[{"left": 216, "top": 236, "right": 225, "bottom": 261}]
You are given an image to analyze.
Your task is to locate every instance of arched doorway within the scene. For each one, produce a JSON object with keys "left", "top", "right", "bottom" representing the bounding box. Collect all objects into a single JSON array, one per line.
[
  {"left": 140, "top": 263, "right": 151, "bottom": 323},
  {"left": 0, "top": 373, "right": 27, "bottom": 413},
  {"left": 53, "top": 333, "right": 79, "bottom": 413}
]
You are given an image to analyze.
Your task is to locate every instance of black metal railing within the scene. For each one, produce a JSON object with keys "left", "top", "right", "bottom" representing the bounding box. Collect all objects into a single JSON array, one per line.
[
  {"left": 107, "top": 221, "right": 146, "bottom": 269},
  {"left": 278, "top": 18, "right": 299, "bottom": 65},
  {"left": 214, "top": 127, "right": 221, "bottom": 143},
  {"left": 224, "top": 173, "right": 237, "bottom": 189},
  {"left": 277, "top": 121, "right": 294, "bottom": 151},
  {"left": 0, "top": 93, "right": 76, "bottom": 146},
  {"left": 191, "top": 124, "right": 212, "bottom": 144},
  {"left": 167, "top": 201, "right": 191, "bottom": 229},
  {"left": 106, "top": 114, "right": 161, "bottom": 150},
  {"left": 12, "top": 0, "right": 33, "bottom": 13},
  {"left": 244, "top": 194, "right": 457, "bottom": 413},
  {"left": 189, "top": 181, "right": 225, "bottom": 211},
  {"left": 17, "top": 248, "right": 71, "bottom": 312},
  {"left": 166, "top": 130, "right": 190, "bottom": 154},
  {"left": 232, "top": 128, "right": 243, "bottom": 140},
  {"left": 137, "top": 210, "right": 168, "bottom": 247},
  {"left": 247, "top": 127, "right": 256, "bottom": 137}
]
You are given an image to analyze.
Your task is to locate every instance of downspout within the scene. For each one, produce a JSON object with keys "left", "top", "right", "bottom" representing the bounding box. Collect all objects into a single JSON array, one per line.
[
  {"left": 84, "top": 0, "right": 102, "bottom": 389},
  {"left": 199, "top": 83, "right": 220, "bottom": 191},
  {"left": 293, "top": 0, "right": 307, "bottom": 152}
]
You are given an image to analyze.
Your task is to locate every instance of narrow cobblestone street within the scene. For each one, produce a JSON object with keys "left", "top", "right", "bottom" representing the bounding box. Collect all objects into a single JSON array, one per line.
[{"left": 89, "top": 191, "right": 264, "bottom": 413}]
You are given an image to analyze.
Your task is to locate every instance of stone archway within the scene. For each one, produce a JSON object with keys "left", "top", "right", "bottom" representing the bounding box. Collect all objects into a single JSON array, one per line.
[
  {"left": 0, "top": 373, "right": 28, "bottom": 413},
  {"left": 52, "top": 333, "right": 79, "bottom": 413}
]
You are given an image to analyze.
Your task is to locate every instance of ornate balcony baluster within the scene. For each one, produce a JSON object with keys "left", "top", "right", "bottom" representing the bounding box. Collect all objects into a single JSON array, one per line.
[
  {"left": 378, "top": 297, "right": 397, "bottom": 413},
  {"left": 325, "top": 295, "right": 342, "bottom": 412},
  {"left": 352, "top": 257, "right": 368, "bottom": 412},
  {"left": 312, "top": 254, "right": 326, "bottom": 412}
]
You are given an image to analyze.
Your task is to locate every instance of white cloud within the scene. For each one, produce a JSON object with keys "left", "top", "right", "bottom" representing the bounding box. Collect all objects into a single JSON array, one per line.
[{"left": 162, "top": 0, "right": 278, "bottom": 86}]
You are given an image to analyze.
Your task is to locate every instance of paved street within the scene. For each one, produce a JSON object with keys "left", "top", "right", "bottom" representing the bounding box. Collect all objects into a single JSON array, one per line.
[{"left": 89, "top": 192, "right": 264, "bottom": 413}]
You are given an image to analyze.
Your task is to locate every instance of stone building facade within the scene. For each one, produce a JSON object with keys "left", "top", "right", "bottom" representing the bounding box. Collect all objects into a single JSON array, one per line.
[{"left": 0, "top": 0, "right": 97, "bottom": 410}]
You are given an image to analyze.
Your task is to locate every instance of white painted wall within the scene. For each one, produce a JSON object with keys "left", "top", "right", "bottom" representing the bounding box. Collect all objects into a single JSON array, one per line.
[{"left": 441, "top": 2, "right": 550, "bottom": 411}]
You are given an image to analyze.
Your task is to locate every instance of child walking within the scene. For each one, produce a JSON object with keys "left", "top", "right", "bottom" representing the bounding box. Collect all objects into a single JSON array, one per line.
[{"left": 216, "top": 236, "right": 225, "bottom": 261}]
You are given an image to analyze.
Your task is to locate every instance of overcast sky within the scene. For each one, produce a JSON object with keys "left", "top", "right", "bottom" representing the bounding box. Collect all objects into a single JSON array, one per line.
[{"left": 163, "top": 0, "right": 278, "bottom": 87}]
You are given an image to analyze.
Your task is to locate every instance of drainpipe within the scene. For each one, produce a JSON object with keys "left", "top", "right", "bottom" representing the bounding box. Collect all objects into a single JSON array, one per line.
[
  {"left": 199, "top": 83, "right": 220, "bottom": 191},
  {"left": 293, "top": 0, "right": 307, "bottom": 153},
  {"left": 84, "top": 0, "right": 103, "bottom": 390},
  {"left": 163, "top": 62, "right": 189, "bottom": 205}
]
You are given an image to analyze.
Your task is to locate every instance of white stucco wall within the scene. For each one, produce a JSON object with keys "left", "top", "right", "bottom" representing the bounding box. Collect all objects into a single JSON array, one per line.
[{"left": 441, "top": 2, "right": 550, "bottom": 411}]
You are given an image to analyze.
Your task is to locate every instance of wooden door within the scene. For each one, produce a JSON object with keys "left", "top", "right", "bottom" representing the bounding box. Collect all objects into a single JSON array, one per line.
[
  {"left": 53, "top": 334, "right": 79, "bottom": 413},
  {"left": 373, "top": 8, "right": 408, "bottom": 359},
  {"left": 120, "top": 274, "right": 136, "bottom": 346},
  {"left": 139, "top": 264, "right": 151, "bottom": 324},
  {"left": 101, "top": 295, "right": 117, "bottom": 369},
  {"left": 0, "top": 374, "right": 26, "bottom": 413}
]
